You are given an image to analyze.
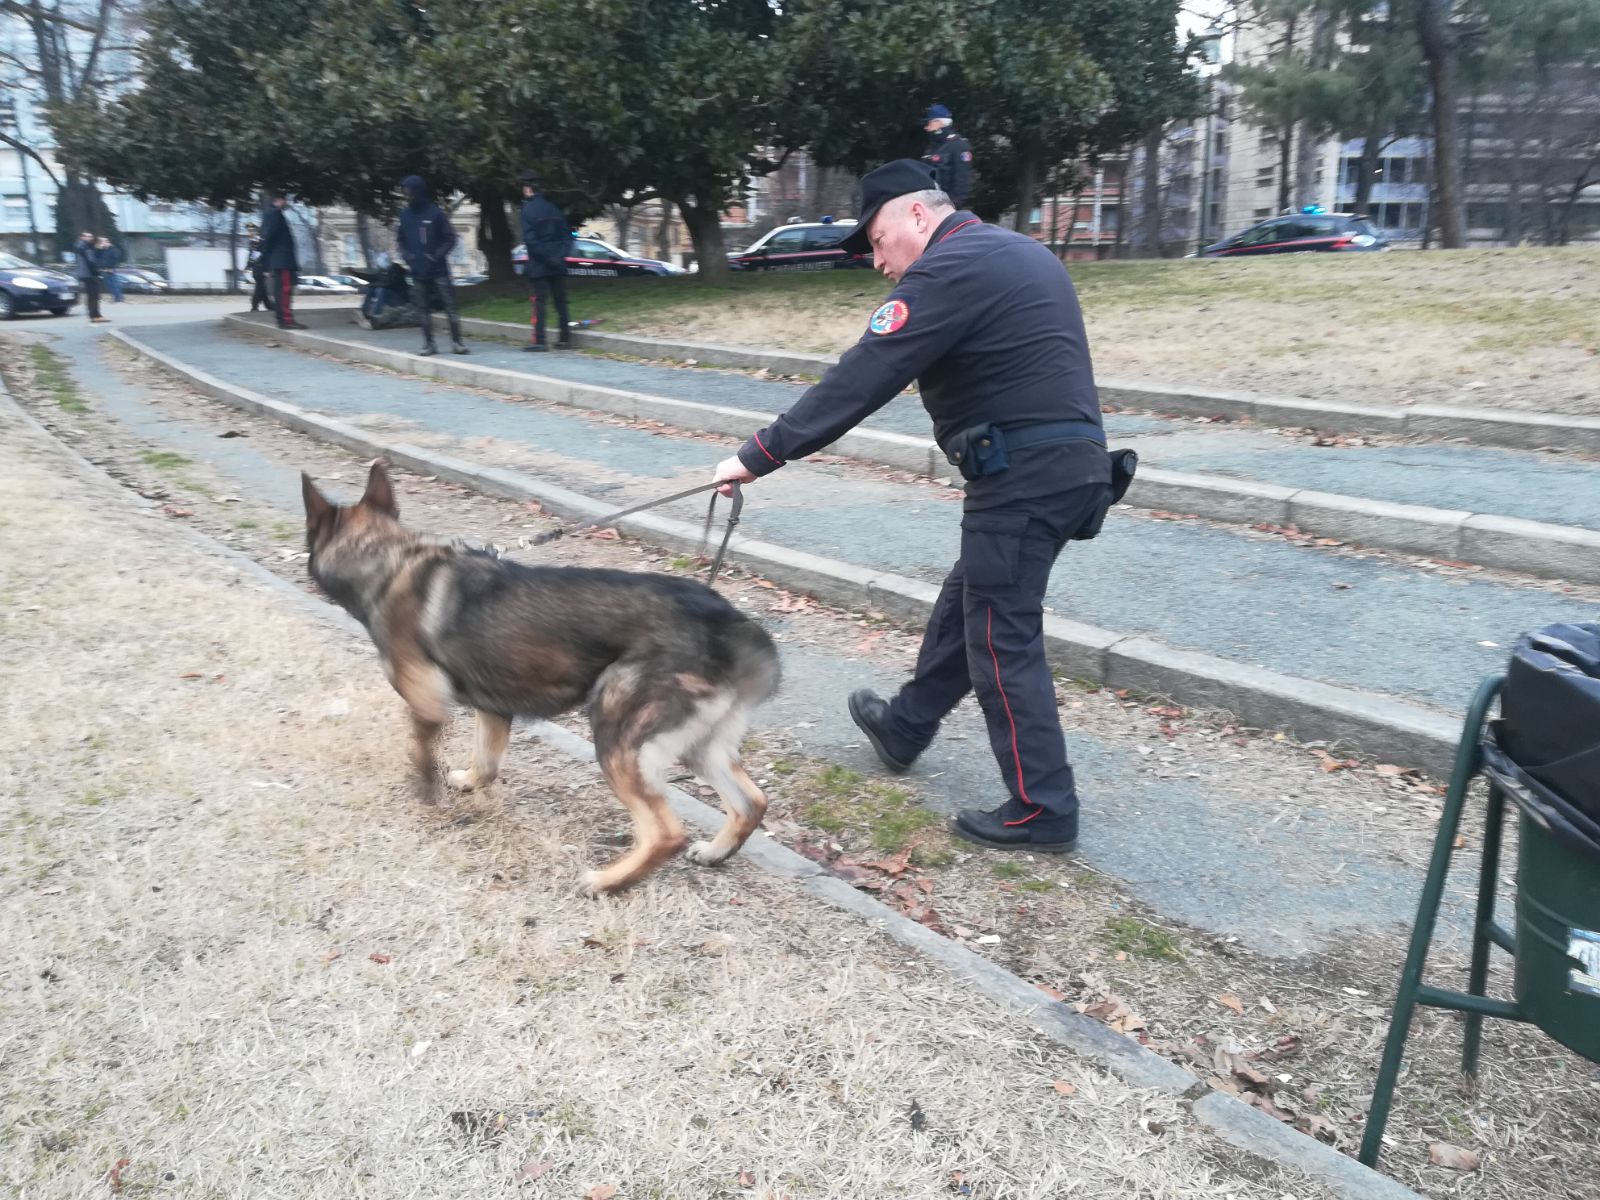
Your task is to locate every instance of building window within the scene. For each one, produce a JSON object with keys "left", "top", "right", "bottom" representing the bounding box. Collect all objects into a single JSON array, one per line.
[{"left": 1254, "top": 207, "right": 1271, "bottom": 219}]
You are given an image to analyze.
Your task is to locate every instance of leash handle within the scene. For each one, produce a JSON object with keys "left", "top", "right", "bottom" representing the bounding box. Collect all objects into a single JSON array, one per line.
[{"left": 528, "top": 477, "right": 744, "bottom": 588}]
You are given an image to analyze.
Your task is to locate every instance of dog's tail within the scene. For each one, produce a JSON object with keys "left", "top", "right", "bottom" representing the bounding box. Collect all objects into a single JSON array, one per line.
[{"left": 726, "top": 618, "right": 782, "bottom": 712}]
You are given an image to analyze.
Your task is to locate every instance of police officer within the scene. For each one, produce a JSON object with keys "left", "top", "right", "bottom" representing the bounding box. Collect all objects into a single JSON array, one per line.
[
  {"left": 517, "top": 171, "right": 573, "bottom": 352},
  {"left": 712, "top": 159, "right": 1111, "bottom": 853},
  {"left": 258, "top": 191, "right": 306, "bottom": 330},
  {"left": 921, "top": 104, "right": 973, "bottom": 209},
  {"left": 395, "top": 174, "right": 469, "bottom": 357}
]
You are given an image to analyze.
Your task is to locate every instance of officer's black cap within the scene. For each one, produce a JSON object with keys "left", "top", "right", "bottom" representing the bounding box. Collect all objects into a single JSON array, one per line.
[
  {"left": 839, "top": 159, "right": 940, "bottom": 253},
  {"left": 517, "top": 170, "right": 541, "bottom": 188}
]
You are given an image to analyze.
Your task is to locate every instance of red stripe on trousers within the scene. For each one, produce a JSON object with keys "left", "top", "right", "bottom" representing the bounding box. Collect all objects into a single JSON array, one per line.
[{"left": 985, "top": 606, "right": 1039, "bottom": 823}]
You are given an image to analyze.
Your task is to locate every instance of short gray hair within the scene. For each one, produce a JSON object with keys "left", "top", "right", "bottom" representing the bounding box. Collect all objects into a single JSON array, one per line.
[{"left": 900, "top": 188, "right": 954, "bottom": 212}]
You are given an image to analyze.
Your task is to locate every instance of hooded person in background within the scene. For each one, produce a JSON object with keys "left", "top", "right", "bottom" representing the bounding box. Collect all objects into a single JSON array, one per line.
[
  {"left": 517, "top": 171, "right": 572, "bottom": 352},
  {"left": 395, "top": 174, "right": 467, "bottom": 356},
  {"left": 258, "top": 191, "right": 306, "bottom": 330},
  {"left": 73, "top": 230, "right": 107, "bottom": 323},
  {"left": 921, "top": 104, "right": 974, "bottom": 209}
]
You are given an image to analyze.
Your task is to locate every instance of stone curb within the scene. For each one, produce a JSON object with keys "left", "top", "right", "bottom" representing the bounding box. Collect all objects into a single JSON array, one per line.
[
  {"left": 449, "top": 312, "right": 1600, "bottom": 453},
  {"left": 117, "top": 327, "right": 1462, "bottom": 778},
  {"left": 222, "top": 314, "right": 1600, "bottom": 585},
  {"left": 5, "top": 382, "right": 1421, "bottom": 1200}
]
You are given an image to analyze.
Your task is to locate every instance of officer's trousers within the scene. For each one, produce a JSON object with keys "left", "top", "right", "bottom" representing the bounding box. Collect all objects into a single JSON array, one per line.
[
  {"left": 251, "top": 270, "right": 273, "bottom": 311},
  {"left": 527, "top": 273, "right": 570, "bottom": 345},
  {"left": 414, "top": 274, "right": 462, "bottom": 348},
  {"left": 272, "top": 269, "right": 296, "bottom": 327},
  {"left": 886, "top": 484, "right": 1109, "bottom": 819}
]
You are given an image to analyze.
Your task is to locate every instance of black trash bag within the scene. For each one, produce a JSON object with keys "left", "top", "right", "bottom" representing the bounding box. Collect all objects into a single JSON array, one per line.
[{"left": 1486, "top": 622, "right": 1600, "bottom": 862}]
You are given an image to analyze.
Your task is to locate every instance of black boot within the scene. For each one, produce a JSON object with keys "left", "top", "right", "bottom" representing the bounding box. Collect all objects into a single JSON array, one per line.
[
  {"left": 847, "top": 689, "right": 919, "bottom": 773},
  {"left": 952, "top": 799, "right": 1078, "bottom": 853},
  {"left": 522, "top": 342, "right": 548, "bottom": 353},
  {"left": 419, "top": 338, "right": 438, "bottom": 357}
]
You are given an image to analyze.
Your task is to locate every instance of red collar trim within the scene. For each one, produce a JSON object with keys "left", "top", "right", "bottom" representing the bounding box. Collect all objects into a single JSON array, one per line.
[{"left": 937, "top": 218, "right": 981, "bottom": 244}]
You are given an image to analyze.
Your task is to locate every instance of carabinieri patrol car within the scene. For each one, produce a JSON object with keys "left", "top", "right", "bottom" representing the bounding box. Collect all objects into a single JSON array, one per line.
[{"left": 726, "top": 221, "right": 873, "bottom": 272}]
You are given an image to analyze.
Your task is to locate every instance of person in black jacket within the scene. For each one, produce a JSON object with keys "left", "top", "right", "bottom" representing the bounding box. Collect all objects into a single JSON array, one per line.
[
  {"left": 713, "top": 160, "right": 1111, "bottom": 855},
  {"left": 517, "top": 171, "right": 572, "bottom": 352},
  {"left": 258, "top": 192, "right": 306, "bottom": 330},
  {"left": 72, "top": 231, "right": 108, "bottom": 323},
  {"left": 920, "top": 104, "right": 974, "bottom": 209},
  {"left": 245, "top": 223, "right": 273, "bottom": 313},
  {"left": 395, "top": 174, "right": 467, "bottom": 356}
]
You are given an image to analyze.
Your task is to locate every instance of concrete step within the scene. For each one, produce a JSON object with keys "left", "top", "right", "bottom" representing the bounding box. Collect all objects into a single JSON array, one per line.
[
  {"left": 120, "top": 319, "right": 1600, "bottom": 774},
  {"left": 226, "top": 313, "right": 1600, "bottom": 584}
]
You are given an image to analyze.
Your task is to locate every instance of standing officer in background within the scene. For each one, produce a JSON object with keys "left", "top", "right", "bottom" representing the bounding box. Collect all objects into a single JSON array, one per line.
[
  {"left": 712, "top": 159, "right": 1114, "bottom": 853},
  {"left": 259, "top": 191, "right": 306, "bottom": 330},
  {"left": 73, "top": 230, "right": 107, "bottom": 324},
  {"left": 245, "top": 222, "right": 274, "bottom": 313},
  {"left": 517, "top": 171, "right": 572, "bottom": 352},
  {"left": 921, "top": 104, "right": 973, "bottom": 209},
  {"left": 395, "top": 174, "right": 468, "bottom": 357}
]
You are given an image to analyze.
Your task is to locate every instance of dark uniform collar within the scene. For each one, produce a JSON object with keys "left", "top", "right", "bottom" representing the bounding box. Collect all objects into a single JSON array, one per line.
[{"left": 924, "top": 209, "right": 981, "bottom": 252}]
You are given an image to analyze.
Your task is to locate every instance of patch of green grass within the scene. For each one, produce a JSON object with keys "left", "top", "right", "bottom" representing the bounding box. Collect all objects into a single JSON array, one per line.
[
  {"left": 670, "top": 556, "right": 696, "bottom": 570},
  {"left": 800, "top": 766, "right": 937, "bottom": 852},
  {"left": 990, "top": 861, "right": 1029, "bottom": 880},
  {"left": 28, "top": 344, "right": 88, "bottom": 413},
  {"left": 769, "top": 759, "right": 795, "bottom": 776},
  {"left": 912, "top": 844, "right": 954, "bottom": 868},
  {"left": 139, "top": 450, "right": 192, "bottom": 471},
  {"left": 459, "top": 268, "right": 886, "bottom": 332},
  {"left": 1016, "top": 879, "right": 1054, "bottom": 894},
  {"left": 231, "top": 517, "right": 259, "bottom": 530},
  {"left": 1104, "top": 914, "right": 1183, "bottom": 961},
  {"left": 271, "top": 520, "right": 300, "bottom": 541}
]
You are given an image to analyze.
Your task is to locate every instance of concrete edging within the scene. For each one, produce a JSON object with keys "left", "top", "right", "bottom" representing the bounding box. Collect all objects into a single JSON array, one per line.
[
  {"left": 6, "top": 380, "right": 1421, "bottom": 1199},
  {"left": 117, "top": 326, "right": 1462, "bottom": 777},
  {"left": 222, "top": 314, "right": 1600, "bottom": 585}
]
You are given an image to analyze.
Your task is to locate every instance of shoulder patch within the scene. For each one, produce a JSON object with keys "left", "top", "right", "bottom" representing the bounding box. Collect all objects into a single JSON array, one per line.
[
  {"left": 961, "top": 150, "right": 972, "bottom": 162},
  {"left": 930, "top": 154, "right": 942, "bottom": 162},
  {"left": 869, "top": 299, "right": 909, "bottom": 336}
]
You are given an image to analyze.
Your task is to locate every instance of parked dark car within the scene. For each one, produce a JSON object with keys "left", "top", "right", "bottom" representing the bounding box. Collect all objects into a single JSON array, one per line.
[
  {"left": 109, "top": 267, "right": 170, "bottom": 294},
  {"left": 0, "top": 251, "right": 77, "bottom": 318},
  {"left": 511, "top": 235, "right": 685, "bottom": 277},
  {"left": 727, "top": 221, "right": 871, "bottom": 272},
  {"left": 1200, "top": 212, "right": 1388, "bottom": 257}
]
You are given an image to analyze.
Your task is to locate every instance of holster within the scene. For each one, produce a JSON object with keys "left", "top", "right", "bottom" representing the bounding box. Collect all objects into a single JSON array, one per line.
[
  {"left": 1071, "top": 449, "right": 1138, "bottom": 542},
  {"left": 944, "top": 423, "right": 1010, "bottom": 482}
]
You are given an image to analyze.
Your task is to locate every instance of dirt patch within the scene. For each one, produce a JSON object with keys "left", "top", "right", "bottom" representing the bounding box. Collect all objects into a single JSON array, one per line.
[{"left": 7, "top": 336, "right": 1600, "bottom": 1197}]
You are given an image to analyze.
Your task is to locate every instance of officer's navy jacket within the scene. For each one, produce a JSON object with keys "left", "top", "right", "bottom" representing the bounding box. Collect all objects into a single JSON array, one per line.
[
  {"left": 736, "top": 211, "right": 1108, "bottom": 508},
  {"left": 520, "top": 194, "right": 571, "bottom": 279},
  {"left": 258, "top": 206, "right": 298, "bottom": 272},
  {"left": 923, "top": 128, "right": 973, "bottom": 207}
]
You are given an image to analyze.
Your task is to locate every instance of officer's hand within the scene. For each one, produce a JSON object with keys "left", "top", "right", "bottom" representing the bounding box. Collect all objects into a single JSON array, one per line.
[{"left": 713, "top": 455, "right": 756, "bottom": 497}]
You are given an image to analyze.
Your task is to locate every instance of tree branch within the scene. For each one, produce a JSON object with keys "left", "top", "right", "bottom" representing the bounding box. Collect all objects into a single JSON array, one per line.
[
  {"left": 0, "top": 127, "right": 62, "bottom": 186},
  {"left": 0, "top": 0, "right": 98, "bottom": 33}
]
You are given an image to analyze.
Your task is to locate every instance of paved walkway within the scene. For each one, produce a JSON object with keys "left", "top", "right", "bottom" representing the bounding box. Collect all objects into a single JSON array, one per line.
[
  {"left": 132, "top": 319, "right": 1598, "bottom": 717},
  {"left": 319, "top": 311, "right": 1600, "bottom": 529},
  {"left": 13, "top": 309, "right": 1498, "bottom": 958}
]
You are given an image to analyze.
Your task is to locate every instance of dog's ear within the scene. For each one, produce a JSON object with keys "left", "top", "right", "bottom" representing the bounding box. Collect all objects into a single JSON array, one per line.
[
  {"left": 360, "top": 459, "right": 398, "bottom": 518},
  {"left": 302, "top": 471, "right": 335, "bottom": 523}
]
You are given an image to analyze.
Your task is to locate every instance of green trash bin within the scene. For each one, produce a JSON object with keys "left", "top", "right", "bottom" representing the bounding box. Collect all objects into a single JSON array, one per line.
[{"left": 1513, "top": 808, "right": 1600, "bottom": 1061}]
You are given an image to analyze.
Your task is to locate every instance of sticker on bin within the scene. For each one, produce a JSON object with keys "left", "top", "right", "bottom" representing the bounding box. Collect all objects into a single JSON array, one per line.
[{"left": 1569, "top": 928, "right": 1600, "bottom": 998}]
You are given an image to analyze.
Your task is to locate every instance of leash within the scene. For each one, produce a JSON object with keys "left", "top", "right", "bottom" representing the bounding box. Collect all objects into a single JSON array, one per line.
[{"left": 528, "top": 479, "right": 745, "bottom": 587}]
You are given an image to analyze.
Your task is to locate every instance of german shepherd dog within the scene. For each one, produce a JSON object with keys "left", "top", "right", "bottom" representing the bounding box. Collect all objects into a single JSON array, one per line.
[{"left": 301, "top": 461, "right": 781, "bottom": 895}]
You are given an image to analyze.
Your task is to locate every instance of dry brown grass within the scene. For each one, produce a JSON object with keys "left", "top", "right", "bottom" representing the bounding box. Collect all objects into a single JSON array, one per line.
[
  {"left": 568, "top": 247, "right": 1600, "bottom": 416},
  {"left": 0, "top": 406, "right": 1352, "bottom": 1198}
]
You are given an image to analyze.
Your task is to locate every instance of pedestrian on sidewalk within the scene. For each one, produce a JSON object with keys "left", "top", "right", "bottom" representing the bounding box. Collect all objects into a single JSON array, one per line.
[
  {"left": 96, "top": 237, "right": 125, "bottom": 302},
  {"left": 73, "top": 231, "right": 109, "bottom": 323},
  {"left": 245, "top": 222, "right": 274, "bottom": 313},
  {"left": 713, "top": 159, "right": 1111, "bottom": 854},
  {"left": 395, "top": 174, "right": 468, "bottom": 357},
  {"left": 517, "top": 171, "right": 572, "bottom": 352},
  {"left": 920, "top": 104, "right": 974, "bottom": 209},
  {"left": 259, "top": 191, "right": 306, "bottom": 330}
]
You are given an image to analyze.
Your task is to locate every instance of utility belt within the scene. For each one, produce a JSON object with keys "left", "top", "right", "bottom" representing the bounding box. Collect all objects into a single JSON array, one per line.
[{"left": 943, "top": 419, "right": 1138, "bottom": 541}]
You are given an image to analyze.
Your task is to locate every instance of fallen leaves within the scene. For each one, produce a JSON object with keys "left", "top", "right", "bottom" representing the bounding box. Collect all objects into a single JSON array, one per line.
[
  {"left": 1312, "top": 748, "right": 1359, "bottom": 773},
  {"left": 1051, "top": 1079, "right": 1078, "bottom": 1097},
  {"left": 515, "top": 1159, "right": 553, "bottom": 1183},
  {"left": 160, "top": 504, "right": 193, "bottom": 518},
  {"left": 585, "top": 1186, "right": 618, "bottom": 1200},
  {"left": 108, "top": 1158, "right": 132, "bottom": 1193},
  {"left": 1216, "top": 992, "right": 1246, "bottom": 1016},
  {"left": 1429, "top": 1142, "right": 1481, "bottom": 1172},
  {"left": 368, "top": 952, "right": 392, "bottom": 965}
]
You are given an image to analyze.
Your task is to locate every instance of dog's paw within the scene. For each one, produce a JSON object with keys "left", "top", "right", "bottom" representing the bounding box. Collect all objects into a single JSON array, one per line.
[
  {"left": 413, "top": 774, "right": 442, "bottom": 806},
  {"left": 685, "top": 840, "right": 730, "bottom": 867},
  {"left": 446, "top": 768, "right": 477, "bottom": 792},
  {"left": 576, "top": 870, "right": 606, "bottom": 899}
]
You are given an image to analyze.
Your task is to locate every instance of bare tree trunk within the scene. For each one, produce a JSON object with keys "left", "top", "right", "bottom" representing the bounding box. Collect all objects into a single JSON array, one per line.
[
  {"left": 1416, "top": 0, "right": 1465, "bottom": 248},
  {"left": 474, "top": 190, "right": 517, "bottom": 283},
  {"left": 1013, "top": 137, "right": 1041, "bottom": 234},
  {"left": 355, "top": 211, "right": 377, "bottom": 268},
  {"left": 227, "top": 206, "right": 240, "bottom": 293},
  {"left": 1354, "top": 109, "right": 1383, "bottom": 215},
  {"left": 1140, "top": 125, "right": 1162, "bottom": 256},
  {"left": 1277, "top": 123, "right": 1295, "bottom": 214},
  {"left": 677, "top": 198, "right": 729, "bottom": 283}
]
